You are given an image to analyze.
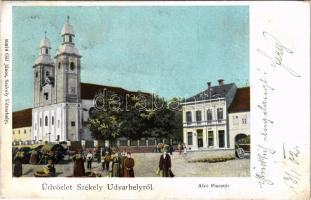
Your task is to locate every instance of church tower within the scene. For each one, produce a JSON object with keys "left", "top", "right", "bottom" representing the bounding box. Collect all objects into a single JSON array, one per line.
[
  {"left": 54, "top": 17, "right": 82, "bottom": 141},
  {"left": 33, "top": 34, "right": 55, "bottom": 108}
]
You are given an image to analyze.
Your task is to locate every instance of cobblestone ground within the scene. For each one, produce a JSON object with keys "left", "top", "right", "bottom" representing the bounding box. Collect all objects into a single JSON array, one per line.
[{"left": 19, "top": 153, "right": 250, "bottom": 177}]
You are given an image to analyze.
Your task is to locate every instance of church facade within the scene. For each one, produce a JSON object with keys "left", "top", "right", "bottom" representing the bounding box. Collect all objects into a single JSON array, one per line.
[{"left": 32, "top": 19, "right": 82, "bottom": 142}]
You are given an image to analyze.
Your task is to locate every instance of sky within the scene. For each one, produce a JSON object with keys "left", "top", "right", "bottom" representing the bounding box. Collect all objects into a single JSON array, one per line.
[{"left": 13, "top": 6, "right": 249, "bottom": 111}]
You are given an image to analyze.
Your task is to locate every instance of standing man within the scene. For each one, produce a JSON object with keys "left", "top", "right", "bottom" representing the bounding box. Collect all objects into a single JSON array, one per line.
[
  {"left": 86, "top": 150, "right": 93, "bottom": 170},
  {"left": 158, "top": 150, "right": 173, "bottom": 177},
  {"left": 123, "top": 152, "right": 135, "bottom": 177}
]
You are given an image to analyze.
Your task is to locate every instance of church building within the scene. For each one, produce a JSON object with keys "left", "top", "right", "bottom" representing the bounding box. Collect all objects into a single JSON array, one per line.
[{"left": 31, "top": 18, "right": 145, "bottom": 143}]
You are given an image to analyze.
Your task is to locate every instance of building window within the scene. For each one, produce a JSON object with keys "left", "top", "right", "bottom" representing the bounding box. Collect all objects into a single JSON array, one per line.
[
  {"left": 186, "top": 111, "right": 192, "bottom": 123},
  {"left": 217, "top": 108, "right": 223, "bottom": 120},
  {"left": 24, "top": 130, "right": 26, "bottom": 134},
  {"left": 18, "top": 130, "right": 20, "bottom": 134},
  {"left": 57, "top": 135, "right": 60, "bottom": 141},
  {"left": 69, "top": 35, "right": 72, "bottom": 43},
  {"left": 233, "top": 116, "right": 239, "bottom": 125},
  {"left": 196, "top": 110, "right": 202, "bottom": 123},
  {"left": 45, "top": 116, "right": 48, "bottom": 126},
  {"left": 13, "top": 131, "right": 15, "bottom": 134},
  {"left": 58, "top": 63, "right": 61, "bottom": 69},
  {"left": 45, "top": 48, "right": 48, "bottom": 54},
  {"left": 45, "top": 71, "right": 49, "bottom": 77},
  {"left": 71, "top": 87, "right": 75, "bottom": 94},
  {"left": 44, "top": 92, "right": 48, "bottom": 100},
  {"left": 208, "top": 131, "right": 214, "bottom": 147},
  {"left": 242, "top": 118, "right": 247, "bottom": 124},
  {"left": 52, "top": 116, "right": 54, "bottom": 125},
  {"left": 71, "top": 121, "right": 75, "bottom": 127},
  {"left": 70, "top": 62, "right": 75, "bottom": 70},
  {"left": 218, "top": 130, "right": 225, "bottom": 148},
  {"left": 207, "top": 109, "right": 213, "bottom": 122},
  {"left": 40, "top": 118, "right": 42, "bottom": 127},
  {"left": 35, "top": 72, "right": 38, "bottom": 78},
  {"left": 187, "top": 132, "right": 193, "bottom": 145}
]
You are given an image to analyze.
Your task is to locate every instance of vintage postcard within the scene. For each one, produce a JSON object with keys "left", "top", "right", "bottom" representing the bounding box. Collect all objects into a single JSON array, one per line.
[{"left": 0, "top": 1, "right": 310, "bottom": 199}]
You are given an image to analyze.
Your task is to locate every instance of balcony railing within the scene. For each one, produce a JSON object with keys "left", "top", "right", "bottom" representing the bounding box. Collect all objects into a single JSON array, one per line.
[{"left": 183, "top": 119, "right": 226, "bottom": 127}]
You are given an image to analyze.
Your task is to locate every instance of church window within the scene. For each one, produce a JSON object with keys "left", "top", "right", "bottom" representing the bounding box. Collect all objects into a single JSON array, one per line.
[
  {"left": 45, "top": 116, "right": 48, "bottom": 126},
  {"left": 58, "top": 63, "right": 61, "bottom": 69},
  {"left": 44, "top": 93, "right": 48, "bottom": 100},
  {"left": 45, "top": 71, "right": 49, "bottom": 77},
  {"left": 24, "top": 130, "right": 26, "bottom": 134},
  {"left": 35, "top": 72, "right": 38, "bottom": 78},
  {"left": 18, "top": 130, "right": 20, "bottom": 134},
  {"left": 69, "top": 35, "right": 72, "bottom": 43},
  {"left": 45, "top": 48, "right": 48, "bottom": 54},
  {"left": 71, "top": 121, "right": 75, "bottom": 127},
  {"left": 40, "top": 118, "right": 42, "bottom": 127},
  {"left": 70, "top": 62, "right": 75, "bottom": 71},
  {"left": 57, "top": 135, "right": 60, "bottom": 141},
  {"left": 52, "top": 116, "right": 54, "bottom": 125},
  {"left": 71, "top": 87, "right": 75, "bottom": 94}
]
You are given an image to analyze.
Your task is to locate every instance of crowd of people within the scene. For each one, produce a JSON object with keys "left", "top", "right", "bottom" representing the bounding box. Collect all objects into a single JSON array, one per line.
[
  {"left": 12, "top": 142, "right": 187, "bottom": 178},
  {"left": 72, "top": 148, "right": 135, "bottom": 178}
]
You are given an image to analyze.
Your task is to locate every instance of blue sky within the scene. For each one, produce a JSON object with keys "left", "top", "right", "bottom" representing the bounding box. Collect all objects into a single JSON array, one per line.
[{"left": 13, "top": 6, "right": 249, "bottom": 111}]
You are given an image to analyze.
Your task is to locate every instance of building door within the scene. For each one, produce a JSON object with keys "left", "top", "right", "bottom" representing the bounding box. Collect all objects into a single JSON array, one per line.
[
  {"left": 197, "top": 130, "right": 203, "bottom": 148},
  {"left": 218, "top": 130, "right": 225, "bottom": 148}
]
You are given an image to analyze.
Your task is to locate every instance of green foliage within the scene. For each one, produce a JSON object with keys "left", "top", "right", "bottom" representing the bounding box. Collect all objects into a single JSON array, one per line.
[{"left": 87, "top": 94, "right": 183, "bottom": 142}]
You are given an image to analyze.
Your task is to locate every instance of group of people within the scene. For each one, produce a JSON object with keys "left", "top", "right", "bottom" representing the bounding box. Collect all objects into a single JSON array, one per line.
[
  {"left": 102, "top": 150, "right": 135, "bottom": 177},
  {"left": 71, "top": 148, "right": 135, "bottom": 178}
]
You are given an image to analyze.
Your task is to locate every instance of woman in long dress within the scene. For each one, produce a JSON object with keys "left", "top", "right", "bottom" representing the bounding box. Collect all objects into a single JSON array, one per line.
[
  {"left": 13, "top": 150, "right": 23, "bottom": 177},
  {"left": 111, "top": 153, "right": 122, "bottom": 177},
  {"left": 72, "top": 150, "right": 85, "bottom": 177},
  {"left": 123, "top": 152, "right": 135, "bottom": 177}
]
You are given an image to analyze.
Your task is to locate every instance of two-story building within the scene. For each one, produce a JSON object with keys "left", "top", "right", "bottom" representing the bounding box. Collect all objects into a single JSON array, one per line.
[
  {"left": 181, "top": 80, "right": 237, "bottom": 150},
  {"left": 228, "top": 87, "right": 250, "bottom": 147},
  {"left": 12, "top": 108, "right": 32, "bottom": 145}
]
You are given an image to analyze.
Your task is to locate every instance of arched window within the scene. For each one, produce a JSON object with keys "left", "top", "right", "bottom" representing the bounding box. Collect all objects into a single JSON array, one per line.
[
  {"left": 45, "top": 48, "right": 48, "bottom": 54},
  {"left": 69, "top": 35, "right": 72, "bottom": 43},
  {"left": 58, "top": 63, "right": 61, "bottom": 69},
  {"left": 45, "top": 116, "right": 48, "bottom": 126},
  {"left": 70, "top": 62, "right": 75, "bottom": 70},
  {"left": 52, "top": 116, "right": 54, "bottom": 125},
  {"left": 46, "top": 71, "right": 49, "bottom": 77},
  {"left": 35, "top": 72, "right": 38, "bottom": 78}
]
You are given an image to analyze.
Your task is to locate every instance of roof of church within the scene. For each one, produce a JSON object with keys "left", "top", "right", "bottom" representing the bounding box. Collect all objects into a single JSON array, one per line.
[
  {"left": 13, "top": 108, "right": 32, "bottom": 129},
  {"left": 184, "top": 83, "right": 236, "bottom": 102},
  {"left": 56, "top": 44, "right": 80, "bottom": 57},
  {"left": 40, "top": 37, "right": 51, "bottom": 48},
  {"left": 228, "top": 87, "right": 250, "bottom": 113},
  {"left": 80, "top": 82, "right": 149, "bottom": 100},
  {"left": 34, "top": 55, "right": 54, "bottom": 66},
  {"left": 61, "top": 22, "right": 75, "bottom": 36}
]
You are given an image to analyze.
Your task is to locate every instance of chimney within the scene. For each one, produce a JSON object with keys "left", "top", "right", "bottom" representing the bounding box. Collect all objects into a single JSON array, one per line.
[
  {"left": 218, "top": 79, "right": 224, "bottom": 86},
  {"left": 207, "top": 82, "right": 211, "bottom": 88}
]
